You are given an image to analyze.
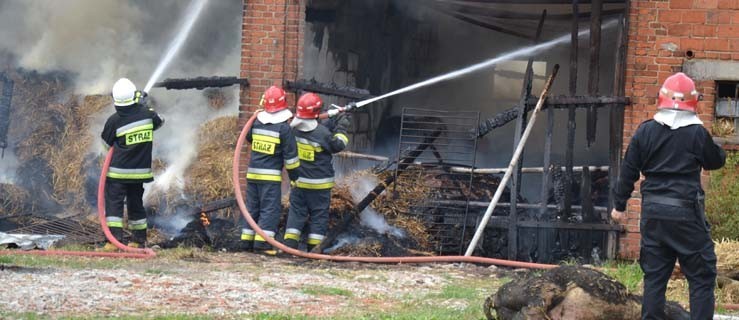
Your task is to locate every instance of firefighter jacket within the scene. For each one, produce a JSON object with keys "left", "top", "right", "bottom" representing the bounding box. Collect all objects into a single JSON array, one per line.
[
  {"left": 246, "top": 119, "right": 300, "bottom": 183},
  {"left": 101, "top": 103, "right": 164, "bottom": 183},
  {"left": 293, "top": 123, "right": 348, "bottom": 190},
  {"left": 614, "top": 120, "right": 725, "bottom": 212}
]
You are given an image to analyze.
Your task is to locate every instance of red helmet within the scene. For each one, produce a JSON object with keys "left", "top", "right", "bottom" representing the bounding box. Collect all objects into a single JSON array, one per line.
[
  {"left": 657, "top": 72, "right": 700, "bottom": 113},
  {"left": 261, "top": 85, "right": 288, "bottom": 113},
  {"left": 296, "top": 92, "right": 323, "bottom": 119}
]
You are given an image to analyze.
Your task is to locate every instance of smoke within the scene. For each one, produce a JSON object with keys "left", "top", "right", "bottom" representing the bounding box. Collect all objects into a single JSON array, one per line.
[
  {"left": 0, "top": 150, "right": 19, "bottom": 184},
  {"left": 349, "top": 175, "right": 405, "bottom": 237},
  {"left": 0, "top": 0, "right": 242, "bottom": 207},
  {"left": 0, "top": 0, "right": 242, "bottom": 94}
]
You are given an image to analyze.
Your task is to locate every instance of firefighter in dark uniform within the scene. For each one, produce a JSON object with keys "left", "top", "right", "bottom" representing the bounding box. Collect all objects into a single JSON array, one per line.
[
  {"left": 242, "top": 85, "right": 300, "bottom": 255},
  {"left": 283, "top": 93, "right": 350, "bottom": 252},
  {"left": 612, "top": 73, "right": 725, "bottom": 320},
  {"left": 100, "top": 78, "right": 164, "bottom": 250}
]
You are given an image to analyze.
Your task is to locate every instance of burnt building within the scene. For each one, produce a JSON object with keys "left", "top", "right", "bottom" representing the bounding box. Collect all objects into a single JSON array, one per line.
[{"left": 237, "top": 0, "right": 739, "bottom": 261}]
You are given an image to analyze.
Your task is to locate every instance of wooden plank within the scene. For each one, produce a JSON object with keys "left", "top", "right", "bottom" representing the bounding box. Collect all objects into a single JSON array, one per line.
[
  {"left": 528, "top": 95, "right": 630, "bottom": 106},
  {"left": 508, "top": 9, "right": 547, "bottom": 261},
  {"left": 450, "top": 165, "right": 609, "bottom": 174},
  {"left": 564, "top": 0, "right": 579, "bottom": 219},
  {"left": 433, "top": 200, "right": 609, "bottom": 212},
  {"left": 586, "top": 0, "right": 603, "bottom": 147}
]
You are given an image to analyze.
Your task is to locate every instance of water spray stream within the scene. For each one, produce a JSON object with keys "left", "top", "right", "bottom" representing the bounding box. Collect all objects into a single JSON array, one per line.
[
  {"left": 143, "top": 0, "right": 208, "bottom": 93},
  {"left": 354, "top": 19, "right": 617, "bottom": 109}
]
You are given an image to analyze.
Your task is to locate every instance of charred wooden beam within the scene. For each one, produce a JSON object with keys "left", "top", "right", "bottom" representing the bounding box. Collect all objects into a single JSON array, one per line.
[
  {"left": 477, "top": 96, "right": 629, "bottom": 138},
  {"left": 508, "top": 9, "right": 547, "bottom": 260},
  {"left": 526, "top": 95, "right": 630, "bottom": 106},
  {"left": 586, "top": 0, "right": 603, "bottom": 147},
  {"left": 433, "top": 199, "right": 609, "bottom": 213},
  {"left": 285, "top": 79, "right": 372, "bottom": 100},
  {"left": 0, "top": 73, "right": 13, "bottom": 154},
  {"left": 450, "top": 165, "right": 609, "bottom": 174},
  {"left": 153, "top": 76, "right": 249, "bottom": 90},
  {"left": 442, "top": 4, "right": 625, "bottom": 21},
  {"left": 564, "top": 0, "right": 579, "bottom": 220},
  {"left": 193, "top": 198, "right": 236, "bottom": 214}
]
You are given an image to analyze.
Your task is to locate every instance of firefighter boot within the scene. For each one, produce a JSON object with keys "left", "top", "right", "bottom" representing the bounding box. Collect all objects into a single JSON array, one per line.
[
  {"left": 284, "top": 239, "right": 299, "bottom": 250},
  {"left": 98, "top": 227, "right": 124, "bottom": 252},
  {"left": 128, "top": 229, "right": 147, "bottom": 248}
]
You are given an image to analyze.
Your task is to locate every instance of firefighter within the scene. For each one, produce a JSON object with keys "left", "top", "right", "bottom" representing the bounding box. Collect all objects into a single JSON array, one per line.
[
  {"left": 100, "top": 78, "right": 164, "bottom": 250},
  {"left": 242, "top": 85, "right": 300, "bottom": 255},
  {"left": 283, "top": 93, "right": 350, "bottom": 252},
  {"left": 612, "top": 72, "right": 725, "bottom": 320}
]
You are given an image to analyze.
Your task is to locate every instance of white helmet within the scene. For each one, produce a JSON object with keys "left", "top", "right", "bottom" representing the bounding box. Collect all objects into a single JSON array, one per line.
[{"left": 112, "top": 78, "right": 138, "bottom": 106}]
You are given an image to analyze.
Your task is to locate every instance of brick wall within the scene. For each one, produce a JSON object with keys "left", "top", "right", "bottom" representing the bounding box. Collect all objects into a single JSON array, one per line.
[
  {"left": 238, "top": 0, "right": 305, "bottom": 188},
  {"left": 621, "top": 0, "right": 739, "bottom": 258}
]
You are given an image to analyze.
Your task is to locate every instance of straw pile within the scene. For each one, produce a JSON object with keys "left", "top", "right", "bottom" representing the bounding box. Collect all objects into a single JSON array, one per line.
[
  {"left": 7, "top": 70, "right": 110, "bottom": 215},
  {"left": 182, "top": 116, "right": 238, "bottom": 212},
  {"left": 0, "top": 183, "right": 31, "bottom": 216},
  {"left": 716, "top": 239, "right": 739, "bottom": 274}
]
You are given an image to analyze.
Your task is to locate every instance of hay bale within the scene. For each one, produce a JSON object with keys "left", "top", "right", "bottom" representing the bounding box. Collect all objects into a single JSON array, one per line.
[
  {"left": 716, "top": 239, "right": 739, "bottom": 274},
  {"left": 182, "top": 116, "right": 238, "bottom": 209},
  {"left": 0, "top": 183, "right": 31, "bottom": 216}
]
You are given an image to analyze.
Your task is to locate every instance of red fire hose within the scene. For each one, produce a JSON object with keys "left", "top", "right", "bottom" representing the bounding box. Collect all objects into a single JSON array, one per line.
[
  {"left": 0, "top": 148, "right": 155, "bottom": 259},
  {"left": 232, "top": 111, "right": 555, "bottom": 268}
]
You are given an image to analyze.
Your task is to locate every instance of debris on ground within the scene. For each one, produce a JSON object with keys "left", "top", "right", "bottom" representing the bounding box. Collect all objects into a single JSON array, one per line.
[{"left": 484, "top": 266, "right": 690, "bottom": 320}]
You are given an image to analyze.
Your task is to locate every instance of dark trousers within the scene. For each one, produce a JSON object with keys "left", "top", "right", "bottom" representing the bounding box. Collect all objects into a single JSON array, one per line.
[
  {"left": 286, "top": 188, "right": 331, "bottom": 248},
  {"left": 243, "top": 182, "right": 282, "bottom": 250},
  {"left": 104, "top": 181, "right": 147, "bottom": 243},
  {"left": 640, "top": 203, "right": 716, "bottom": 320}
]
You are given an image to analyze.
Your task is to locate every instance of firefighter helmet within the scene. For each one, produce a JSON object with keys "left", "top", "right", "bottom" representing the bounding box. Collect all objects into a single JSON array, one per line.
[
  {"left": 112, "top": 78, "right": 138, "bottom": 107},
  {"left": 657, "top": 72, "right": 700, "bottom": 113},
  {"left": 261, "top": 85, "right": 288, "bottom": 113},
  {"left": 296, "top": 92, "right": 322, "bottom": 119}
]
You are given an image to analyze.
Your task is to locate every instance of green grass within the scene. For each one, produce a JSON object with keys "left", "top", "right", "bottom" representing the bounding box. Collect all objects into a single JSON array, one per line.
[
  {"left": 428, "top": 284, "right": 480, "bottom": 300},
  {"left": 0, "top": 254, "right": 130, "bottom": 270},
  {"left": 0, "top": 311, "right": 218, "bottom": 320},
  {"left": 706, "top": 150, "right": 739, "bottom": 241},
  {"left": 601, "top": 261, "right": 644, "bottom": 293},
  {"left": 300, "top": 285, "right": 354, "bottom": 297}
]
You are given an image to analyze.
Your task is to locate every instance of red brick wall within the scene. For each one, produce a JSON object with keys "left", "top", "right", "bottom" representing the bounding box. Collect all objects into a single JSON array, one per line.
[
  {"left": 621, "top": 0, "right": 739, "bottom": 258},
  {"left": 238, "top": 0, "right": 305, "bottom": 188}
]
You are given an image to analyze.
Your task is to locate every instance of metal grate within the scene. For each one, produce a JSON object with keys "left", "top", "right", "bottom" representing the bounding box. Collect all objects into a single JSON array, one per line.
[
  {"left": 394, "top": 107, "right": 479, "bottom": 255},
  {"left": 7, "top": 215, "right": 104, "bottom": 245}
]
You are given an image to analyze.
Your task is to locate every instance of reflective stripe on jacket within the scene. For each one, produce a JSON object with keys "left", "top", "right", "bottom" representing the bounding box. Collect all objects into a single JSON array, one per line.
[
  {"left": 246, "top": 119, "right": 299, "bottom": 183},
  {"left": 292, "top": 123, "right": 347, "bottom": 190}
]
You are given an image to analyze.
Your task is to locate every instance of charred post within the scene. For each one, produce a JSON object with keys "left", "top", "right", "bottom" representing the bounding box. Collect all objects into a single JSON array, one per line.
[
  {"left": 285, "top": 79, "right": 373, "bottom": 100},
  {"left": 587, "top": 0, "right": 603, "bottom": 147},
  {"left": 508, "top": 10, "right": 547, "bottom": 260},
  {"left": 153, "top": 76, "right": 249, "bottom": 90},
  {"left": 0, "top": 73, "right": 13, "bottom": 156},
  {"left": 564, "top": 0, "right": 579, "bottom": 220}
]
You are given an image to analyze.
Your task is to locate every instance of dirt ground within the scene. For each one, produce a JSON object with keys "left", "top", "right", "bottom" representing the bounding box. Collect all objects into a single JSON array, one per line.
[{"left": 0, "top": 249, "right": 506, "bottom": 319}]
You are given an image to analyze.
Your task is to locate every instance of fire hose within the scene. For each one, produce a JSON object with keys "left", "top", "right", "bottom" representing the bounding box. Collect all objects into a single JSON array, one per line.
[
  {"left": 0, "top": 148, "right": 155, "bottom": 259},
  {"left": 232, "top": 107, "right": 555, "bottom": 269}
]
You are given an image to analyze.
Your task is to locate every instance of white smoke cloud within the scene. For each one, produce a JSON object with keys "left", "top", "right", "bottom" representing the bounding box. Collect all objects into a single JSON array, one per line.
[
  {"left": 0, "top": 0, "right": 241, "bottom": 94},
  {"left": 349, "top": 174, "right": 405, "bottom": 237},
  {"left": 0, "top": 0, "right": 242, "bottom": 201},
  {"left": 0, "top": 150, "right": 19, "bottom": 184}
]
